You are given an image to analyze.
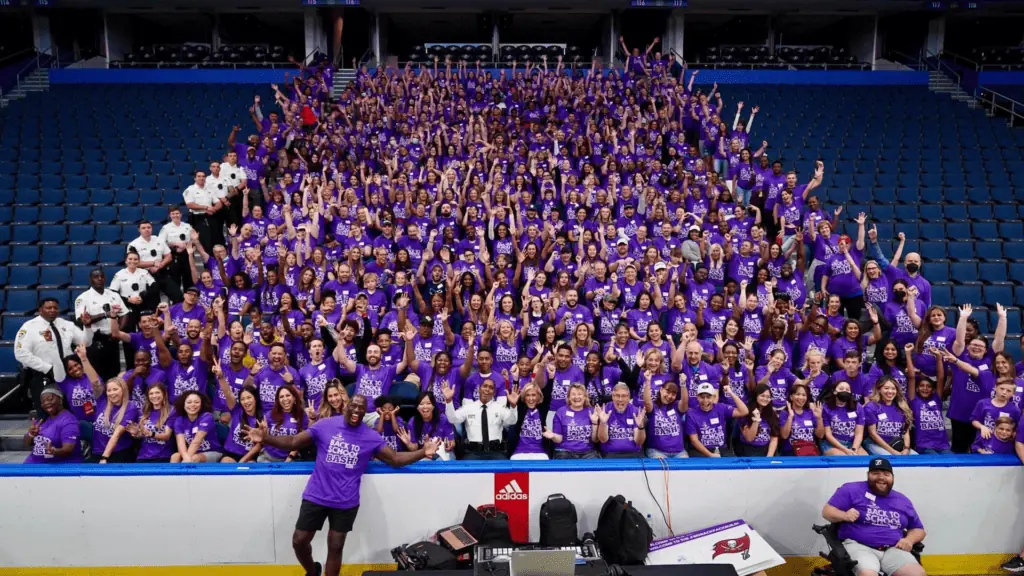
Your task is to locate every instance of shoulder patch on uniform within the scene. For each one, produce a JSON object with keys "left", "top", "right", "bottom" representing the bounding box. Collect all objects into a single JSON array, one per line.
[{"left": 16, "top": 329, "right": 26, "bottom": 338}]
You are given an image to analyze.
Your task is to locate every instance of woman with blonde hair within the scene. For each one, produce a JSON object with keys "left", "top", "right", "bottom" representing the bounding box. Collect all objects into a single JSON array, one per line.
[
  {"left": 544, "top": 383, "right": 599, "bottom": 459},
  {"left": 131, "top": 383, "right": 175, "bottom": 463},
  {"left": 91, "top": 377, "right": 139, "bottom": 463},
  {"left": 509, "top": 383, "right": 550, "bottom": 460},
  {"left": 313, "top": 379, "right": 348, "bottom": 423},
  {"left": 863, "top": 376, "right": 916, "bottom": 456},
  {"left": 795, "top": 349, "right": 829, "bottom": 401},
  {"left": 569, "top": 322, "right": 599, "bottom": 371}
]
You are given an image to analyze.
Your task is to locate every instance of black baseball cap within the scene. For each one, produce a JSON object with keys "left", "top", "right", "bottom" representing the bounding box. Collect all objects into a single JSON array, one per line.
[{"left": 868, "top": 458, "right": 893, "bottom": 474}]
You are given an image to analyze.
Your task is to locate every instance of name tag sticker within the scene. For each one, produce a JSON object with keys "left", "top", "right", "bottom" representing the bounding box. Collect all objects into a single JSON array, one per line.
[
  {"left": 936, "top": 336, "right": 946, "bottom": 342},
  {"left": 187, "top": 366, "right": 194, "bottom": 374},
  {"left": 562, "top": 379, "right": 571, "bottom": 385},
  {"left": 318, "top": 364, "right": 325, "bottom": 371},
  {"left": 710, "top": 418, "right": 719, "bottom": 424},
  {"left": 776, "top": 379, "right": 785, "bottom": 384},
  {"left": 668, "top": 409, "right": 676, "bottom": 416},
  {"left": 1017, "top": 387, "right": 1023, "bottom": 393},
  {"left": 566, "top": 411, "right": 575, "bottom": 417},
  {"left": 928, "top": 401, "right": 937, "bottom": 407},
  {"left": 804, "top": 420, "right": 813, "bottom": 426},
  {"left": 865, "top": 492, "right": 876, "bottom": 502},
  {"left": 626, "top": 419, "right": 634, "bottom": 425},
  {"left": 1000, "top": 412, "right": 1010, "bottom": 418},
  {"left": 979, "top": 364, "right": 989, "bottom": 371},
  {"left": 192, "top": 427, "right": 199, "bottom": 434},
  {"left": 424, "top": 343, "right": 432, "bottom": 348},
  {"left": 848, "top": 411, "right": 857, "bottom": 418},
  {"left": 878, "top": 413, "right": 887, "bottom": 420}
]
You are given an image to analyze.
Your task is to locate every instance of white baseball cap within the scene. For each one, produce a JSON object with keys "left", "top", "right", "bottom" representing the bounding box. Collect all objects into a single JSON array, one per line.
[{"left": 696, "top": 383, "right": 716, "bottom": 396}]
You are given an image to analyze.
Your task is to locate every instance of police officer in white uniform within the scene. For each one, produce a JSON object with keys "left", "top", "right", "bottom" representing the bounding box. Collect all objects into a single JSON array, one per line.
[
  {"left": 14, "top": 297, "right": 89, "bottom": 413},
  {"left": 110, "top": 250, "right": 159, "bottom": 366},
  {"left": 221, "top": 152, "right": 249, "bottom": 233},
  {"left": 443, "top": 377, "right": 517, "bottom": 460},
  {"left": 206, "top": 161, "right": 230, "bottom": 247},
  {"left": 158, "top": 205, "right": 196, "bottom": 293},
  {"left": 183, "top": 170, "right": 218, "bottom": 256},
  {"left": 128, "top": 220, "right": 179, "bottom": 303},
  {"left": 75, "top": 268, "right": 130, "bottom": 382}
]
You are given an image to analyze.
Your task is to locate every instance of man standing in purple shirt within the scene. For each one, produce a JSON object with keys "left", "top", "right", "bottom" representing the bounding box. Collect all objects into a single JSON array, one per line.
[
  {"left": 246, "top": 395, "right": 438, "bottom": 576},
  {"left": 822, "top": 458, "right": 926, "bottom": 576}
]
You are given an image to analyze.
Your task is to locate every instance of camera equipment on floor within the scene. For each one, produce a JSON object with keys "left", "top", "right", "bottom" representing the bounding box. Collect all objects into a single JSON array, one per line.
[{"left": 392, "top": 541, "right": 458, "bottom": 571}]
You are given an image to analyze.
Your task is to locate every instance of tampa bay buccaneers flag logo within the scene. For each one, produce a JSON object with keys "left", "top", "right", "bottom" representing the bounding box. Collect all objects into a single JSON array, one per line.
[{"left": 711, "top": 533, "right": 751, "bottom": 560}]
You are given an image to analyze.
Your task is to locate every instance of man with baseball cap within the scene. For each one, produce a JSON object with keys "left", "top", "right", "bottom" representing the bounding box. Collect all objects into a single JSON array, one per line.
[{"left": 822, "top": 458, "right": 926, "bottom": 576}]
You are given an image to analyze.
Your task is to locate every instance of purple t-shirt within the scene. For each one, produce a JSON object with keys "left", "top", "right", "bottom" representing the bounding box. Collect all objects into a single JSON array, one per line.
[
  {"left": 864, "top": 402, "right": 907, "bottom": 444},
  {"left": 910, "top": 395, "right": 949, "bottom": 451},
  {"left": 601, "top": 402, "right": 642, "bottom": 454},
  {"left": 60, "top": 375, "right": 97, "bottom": 422},
  {"left": 93, "top": 398, "right": 140, "bottom": 454},
  {"left": 972, "top": 434, "right": 1016, "bottom": 454},
  {"left": 969, "top": 399, "right": 1022, "bottom": 432},
  {"left": 947, "top": 351, "right": 995, "bottom": 422},
  {"left": 552, "top": 405, "right": 595, "bottom": 453},
  {"left": 756, "top": 366, "right": 796, "bottom": 409},
  {"left": 167, "top": 359, "right": 209, "bottom": 403},
  {"left": 265, "top": 412, "right": 310, "bottom": 460},
  {"left": 547, "top": 365, "right": 585, "bottom": 412},
  {"left": 300, "top": 360, "right": 339, "bottom": 410},
  {"left": 684, "top": 402, "right": 731, "bottom": 450},
  {"left": 173, "top": 412, "right": 223, "bottom": 454},
  {"left": 136, "top": 409, "right": 175, "bottom": 460},
  {"left": 353, "top": 364, "right": 396, "bottom": 401},
  {"left": 405, "top": 414, "right": 455, "bottom": 446},
  {"left": 514, "top": 408, "right": 546, "bottom": 455},
  {"left": 779, "top": 408, "right": 819, "bottom": 453},
  {"left": 823, "top": 403, "right": 864, "bottom": 444},
  {"left": 303, "top": 418, "right": 387, "bottom": 509},
  {"left": 647, "top": 403, "right": 686, "bottom": 453},
  {"left": 254, "top": 365, "right": 302, "bottom": 413},
  {"left": 24, "top": 410, "right": 82, "bottom": 464},
  {"left": 827, "top": 481, "right": 924, "bottom": 548},
  {"left": 823, "top": 249, "right": 863, "bottom": 298},
  {"left": 224, "top": 404, "right": 261, "bottom": 457}
]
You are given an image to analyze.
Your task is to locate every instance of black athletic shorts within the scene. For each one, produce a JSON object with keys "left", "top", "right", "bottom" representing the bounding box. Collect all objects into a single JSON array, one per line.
[{"left": 295, "top": 499, "right": 360, "bottom": 533}]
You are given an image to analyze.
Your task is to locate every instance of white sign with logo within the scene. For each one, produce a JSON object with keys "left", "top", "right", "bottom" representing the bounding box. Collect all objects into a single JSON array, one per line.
[{"left": 647, "top": 520, "right": 785, "bottom": 576}]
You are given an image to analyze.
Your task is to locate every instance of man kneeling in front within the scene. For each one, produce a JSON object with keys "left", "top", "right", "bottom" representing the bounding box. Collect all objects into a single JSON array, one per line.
[{"left": 822, "top": 458, "right": 927, "bottom": 576}]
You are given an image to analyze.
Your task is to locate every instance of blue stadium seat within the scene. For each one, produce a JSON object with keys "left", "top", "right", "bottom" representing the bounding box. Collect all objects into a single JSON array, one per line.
[
  {"left": 919, "top": 241, "right": 946, "bottom": 261},
  {"left": 973, "top": 221, "right": 998, "bottom": 239},
  {"left": 931, "top": 283, "right": 952, "bottom": 307},
  {"left": 7, "top": 266, "right": 39, "bottom": 288},
  {"left": 69, "top": 245, "right": 99, "bottom": 264},
  {"left": 11, "top": 246, "right": 40, "bottom": 265},
  {"left": 947, "top": 241, "right": 974, "bottom": 261},
  {"left": 1005, "top": 242, "right": 1024, "bottom": 262},
  {"left": 983, "top": 284, "right": 1013, "bottom": 307},
  {"left": 40, "top": 245, "right": 69, "bottom": 265},
  {"left": 975, "top": 242, "right": 1003, "bottom": 262},
  {"left": 11, "top": 226, "right": 40, "bottom": 245},
  {"left": 953, "top": 285, "right": 983, "bottom": 307},
  {"left": 999, "top": 222, "right": 1023, "bottom": 239},
  {"left": 38, "top": 289, "right": 70, "bottom": 313},
  {"left": 70, "top": 265, "right": 94, "bottom": 286},
  {"left": 98, "top": 245, "right": 126, "bottom": 265},
  {"left": 979, "top": 263, "right": 1008, "bottom": 284},
  {"left": 919, "top": 223, "right": 945, "bottom": 240},
  {"left": 949, "top": 261, "right": 978, "bottom": 283},
  {"left": 118, "top": 206, "right": 143, "bottom": 222},
  {"left": 926, "top": 260, "right": 950, "bottom": 284},
  {"left": 38, "top": 267, "right": 71, "bottom": 288},
  {"left": 998, "top": 309, "right": 1023, "bottom": 335},
  {"left": 39, "top": 225, "right": 67, "bottom": 244},
  {"left": 65, "top": 206, "right": 92, "bottom": 224},
  {"left": 3, "top": 290, "right": 39, "bottom": 316},
  {"left": 94, "top": 225, "right": 120, "bottom": 243}
]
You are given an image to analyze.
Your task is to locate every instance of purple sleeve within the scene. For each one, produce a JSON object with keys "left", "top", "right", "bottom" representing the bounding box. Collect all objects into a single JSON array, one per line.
[
  {"left": 904, "top": 499, "right": 924, "bottom": 531},
  {"left": 172, "top": 415, "right": 187, "bottom": 434},
  {"left": 854, "top": 406, "right": 866, "bottom": 426},
  {"left": 59, "top": 417, "right": 80, "bottom": 445},
  {"left": 864, "top": 403, "right": 879, "bottom": 426},
  {"left": 553, "top": 411, "right": 566, "bottom": 436},
  {"left": 684, "top": 412, "right": 699, "bottom": 436},
  {"left": 369, "top": 430, "right": 387, "bottom": 456},
  {"left": 197, "top": 413, "right": 216, "bottom": 435},
  {"left": 826, "top": 483, "right": 852, "bottom": 510}
]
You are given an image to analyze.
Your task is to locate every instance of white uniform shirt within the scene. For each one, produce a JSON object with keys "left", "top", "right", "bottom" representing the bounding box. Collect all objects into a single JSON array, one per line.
[
  {"left": 109, "top": 267, "right": 156, "bottom": 301},
  {"left": 220, "top": 163, "right": 244, "bottom": 190},
  {"left": 159, "top": 221, "right": 194, "bottom": 249},
  {"left": 14, "top": 316, "right": 89, "bottom": 382},
  {"left": 445, "top": 398, "right": 517, "bottom": 444},
  {"left": 206, "top": 174, "right": 229, "bottom": 202},
  {"left": 74, "top": 288, "right": 129, "bottom": 338},
  {"left": 183, "top": 183, "right": 215, "bottom": 213},
  {"left": 128, "top": 235, "right": 171, "bottom": 265}
]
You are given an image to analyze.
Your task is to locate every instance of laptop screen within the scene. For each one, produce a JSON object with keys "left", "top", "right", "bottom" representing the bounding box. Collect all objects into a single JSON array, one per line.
[{"left": 462, "top": 505, "right": 487, "bottom": 540}]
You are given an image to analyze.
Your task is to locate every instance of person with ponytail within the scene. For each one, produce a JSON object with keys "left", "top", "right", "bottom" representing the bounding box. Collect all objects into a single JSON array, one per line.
[{"left": 819, "top": 381, "right": 866, "bottom": 456}]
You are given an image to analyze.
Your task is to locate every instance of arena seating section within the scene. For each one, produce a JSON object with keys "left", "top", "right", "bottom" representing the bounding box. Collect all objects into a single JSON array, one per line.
[{"left": 1, "top": 81, "right": 1024, "bottom": 382}]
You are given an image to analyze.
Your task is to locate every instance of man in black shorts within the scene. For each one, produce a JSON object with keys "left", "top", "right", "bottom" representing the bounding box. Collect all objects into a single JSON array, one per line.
[{"left": 247, "top": 394, "right": 439, "bottom": 576}]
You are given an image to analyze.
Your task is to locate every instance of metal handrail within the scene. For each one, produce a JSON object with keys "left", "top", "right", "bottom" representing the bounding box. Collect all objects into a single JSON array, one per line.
[
  {"left": 923, "top": 49, "right": 960, "bottom": 86},
  {"left": 6, "top": 47, "right": 59, "bottom": 98},
  {"left": 0, "top": 47, "right": 37, "bottom": 68},
  {"left": 887, "top": 50, "right": 926, "bottom": 71},
  {"left": 974, "top": 87, "right": 1024, "bottom": 128},
  {"left": 938, "top": 50, "right": 980, "bottom": 72}
]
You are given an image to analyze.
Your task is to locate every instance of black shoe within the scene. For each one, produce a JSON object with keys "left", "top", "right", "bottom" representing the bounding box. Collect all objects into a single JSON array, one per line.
[
  {"left": 1002, "top": 556, "right": 1024, "bottom": 572},
  {"left": 307, "top": 562, "right": 322, "bottom": 576}
]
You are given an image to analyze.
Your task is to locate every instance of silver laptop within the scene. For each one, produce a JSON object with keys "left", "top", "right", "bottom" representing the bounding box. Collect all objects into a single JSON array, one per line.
[{"left": 510, "top": 550, "right": 576, "bottom": 576}]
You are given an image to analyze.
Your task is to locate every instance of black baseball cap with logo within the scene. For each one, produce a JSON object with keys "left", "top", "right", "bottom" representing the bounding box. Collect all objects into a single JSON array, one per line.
[{"left": 868, "top": 458, "right": 893, "bottom": 474}]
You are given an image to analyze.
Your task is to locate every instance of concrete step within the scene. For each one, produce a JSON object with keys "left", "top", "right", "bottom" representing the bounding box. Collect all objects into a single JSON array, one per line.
[
  {"left": 0, "top": 418, "right": 30, "bottom": 452},
  {"left": 0, "top": 451, "right": 30, "bottom": 464}
]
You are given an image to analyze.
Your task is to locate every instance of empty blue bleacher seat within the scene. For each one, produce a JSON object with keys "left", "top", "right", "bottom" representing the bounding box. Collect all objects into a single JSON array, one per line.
[
  {"left": 3, "top": 290, "right": 39, "bottom": 316},
  {"left": 984, "top": 284, "right": 1014, "bottom": 307}
]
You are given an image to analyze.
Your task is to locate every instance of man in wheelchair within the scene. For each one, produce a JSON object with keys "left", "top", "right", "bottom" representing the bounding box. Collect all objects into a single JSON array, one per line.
[{"left": 819, "top": 458, "right": 926, "bottom": 576}]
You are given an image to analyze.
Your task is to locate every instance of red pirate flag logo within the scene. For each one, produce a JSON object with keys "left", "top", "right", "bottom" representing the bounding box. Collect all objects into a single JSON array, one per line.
[{"left": 711, "top": 533, "right": 751, "bottom": 560}]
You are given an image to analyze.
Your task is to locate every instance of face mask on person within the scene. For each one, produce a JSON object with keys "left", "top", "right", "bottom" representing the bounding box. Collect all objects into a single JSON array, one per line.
[
  {"left": 836, "top": 391, "right": 853, "bottom": 403},
  {"left": 906, "top": 263, "right": 920, "bottom": 274},
  {"left": 893, "top": 290, "right": 907, "bottom": 304}
]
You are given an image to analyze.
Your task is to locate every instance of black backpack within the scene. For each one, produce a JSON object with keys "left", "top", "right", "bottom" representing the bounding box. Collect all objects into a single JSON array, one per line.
[
  {"left": 477, "top": 505, "right": 515, "bottom": 545},
  {"left": 595, "top": 495, "right": 653, "bottom": 565},
  {"left": 399, "top": 541, "right": 458, "bottom": 570},
  {"left": 539, "top": 493, "right": 579, "bottom": 546}
]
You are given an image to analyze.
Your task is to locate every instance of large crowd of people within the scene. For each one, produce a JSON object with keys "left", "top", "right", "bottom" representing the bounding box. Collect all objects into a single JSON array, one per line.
[{"left": 15, "top": 38, "right": 1024, "bottom": 464}]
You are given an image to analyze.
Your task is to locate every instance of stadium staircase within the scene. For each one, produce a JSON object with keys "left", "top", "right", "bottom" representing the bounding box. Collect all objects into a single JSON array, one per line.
[
  {"left": 0, "top": 69, "right": 50, "bottom": 109},
  {"left": 332, "top": 68, "right": 358, "bottom": 99}
]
